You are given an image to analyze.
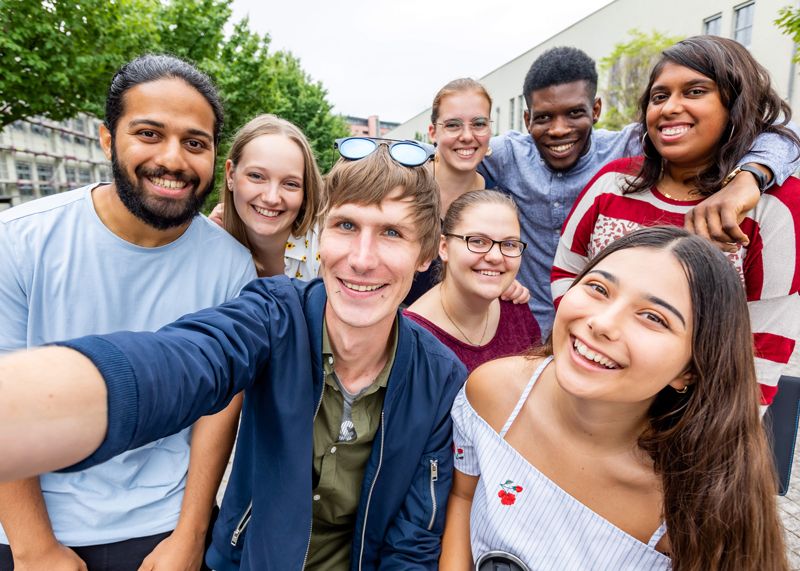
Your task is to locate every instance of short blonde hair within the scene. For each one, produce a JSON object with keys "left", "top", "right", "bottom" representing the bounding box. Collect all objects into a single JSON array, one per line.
[
  {"left": 321, "top": 146, "right": 440, "bottom": 264},
  {"left": 222, "top": 114, "right": 322, "bottom": 249}
]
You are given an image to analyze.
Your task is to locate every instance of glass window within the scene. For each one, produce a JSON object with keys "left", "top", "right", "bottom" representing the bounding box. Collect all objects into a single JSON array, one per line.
[
  {"left": 74, "top": 117, "right": 86, "bottom": 133},
  {"left": 79, "top": 167, "right": 92, "bottom": 184},
  {"left": 12, "top": 121, "right": 26, "bottom": 132},
  {"left": 734, "top": 2, "right": 754, "bottom": 47},
  {"left": 15, "top": 161, "right": 34, "bottom": 196},
  {"left": 0, "top": 159, "right": 8, "bottom": 180},
  {"left": 35, "top": 163, "right": 54, "bottom": 181},
  {"left": 508, "top": 97, "right": 515, "bottom": 130},
  {"left": 517, "top": 95, "right": 526, "bottom": 131},
  {"left": 704, "top": 13, "right": 722, "bottom": 35},
  {"left": 30, "top": 124, "right": 48, "bottom": 136},
  {"left": 74, "top": 135, "right": 87, "bottom": 146}
]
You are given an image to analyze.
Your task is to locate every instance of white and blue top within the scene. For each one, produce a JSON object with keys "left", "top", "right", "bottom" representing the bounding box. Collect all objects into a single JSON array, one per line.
[{"left": 451, "top": 356, "right": 672, "bottom": 570}]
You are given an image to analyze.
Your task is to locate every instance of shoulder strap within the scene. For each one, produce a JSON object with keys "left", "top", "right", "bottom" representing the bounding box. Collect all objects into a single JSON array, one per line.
[{"left": 499, "top": 356, "right": 553, "bottom": 438}]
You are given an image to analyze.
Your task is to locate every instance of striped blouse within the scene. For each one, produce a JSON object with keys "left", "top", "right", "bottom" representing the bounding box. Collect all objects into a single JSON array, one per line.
[{"left": 451, "top": 356, "right": 672, "bottom": 570}]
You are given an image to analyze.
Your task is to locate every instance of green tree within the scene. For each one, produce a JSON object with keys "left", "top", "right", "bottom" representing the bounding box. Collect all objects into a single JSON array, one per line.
[
  {"left": 597, "top": 30, "right": 682, "bottom": 130},
  {"left": 202, "top": 20, "right": 348, "bottom": 207},
  {"left": 777, "top": 7, "right": 800, "bottom": 58},
  {"left": 0, "top": 0, "right": 234, "bottom": 127}
]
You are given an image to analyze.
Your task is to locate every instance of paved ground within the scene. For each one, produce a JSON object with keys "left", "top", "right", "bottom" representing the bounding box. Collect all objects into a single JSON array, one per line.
[
  {"left": 219, "top": 431, "right": 800, "bottom": 567},
  {"left": 780, "top": 431, "right": 800, "bottom": 569}
]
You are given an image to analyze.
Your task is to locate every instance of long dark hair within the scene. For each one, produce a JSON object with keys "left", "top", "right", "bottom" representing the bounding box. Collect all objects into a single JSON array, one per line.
[
  {"left": 627, "top": 35, "right": 799, "bottom": 196},
  {"left": 537, "top": 226, "right": 786, "bottom": 570}
]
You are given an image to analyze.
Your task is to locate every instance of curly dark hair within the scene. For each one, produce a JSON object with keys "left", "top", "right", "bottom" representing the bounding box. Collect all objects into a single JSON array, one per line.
[{"left": 522, "top": 46, "right": 598, "bottom": 107}]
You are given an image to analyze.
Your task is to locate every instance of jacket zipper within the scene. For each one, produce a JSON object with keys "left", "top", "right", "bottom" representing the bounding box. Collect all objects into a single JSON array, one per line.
[
  {"left": 230, "top": 501, "right": 253, "bottom": 546},
  {"left": 427, "top": 458, "right": 439, "bottom": 531},
  {"left": 357, "top": 410, "right": 385, "bottom": 571},
  {"left": 301, "top": 365, "right": 327, "bottom": 569}
]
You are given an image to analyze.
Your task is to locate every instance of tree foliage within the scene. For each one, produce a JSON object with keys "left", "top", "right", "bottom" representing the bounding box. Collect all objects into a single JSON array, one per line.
[
  {"left": 597, "top": 30, "right": 683, "bottom": 130},
  {"left": 777, "top": 7, "right": 800, "bottom": 59},
  {"left": 0, "top": 0, "right": 348, "bottom": 200}
]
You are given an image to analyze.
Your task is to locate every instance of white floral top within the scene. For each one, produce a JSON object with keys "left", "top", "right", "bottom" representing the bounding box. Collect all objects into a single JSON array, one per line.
[{"left": 284, "top": 227, "right": 321, "bottom": 281}]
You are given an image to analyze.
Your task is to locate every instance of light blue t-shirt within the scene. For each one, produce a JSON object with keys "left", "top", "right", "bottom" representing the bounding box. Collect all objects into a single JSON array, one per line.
[{"left": 0, "top": 184, "right": 257, "bottom": 545}]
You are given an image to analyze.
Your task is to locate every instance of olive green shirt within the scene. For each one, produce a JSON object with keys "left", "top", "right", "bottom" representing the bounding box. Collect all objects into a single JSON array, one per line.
[{"left": 305, "top": 320, "right": 398, "bottom": 570}]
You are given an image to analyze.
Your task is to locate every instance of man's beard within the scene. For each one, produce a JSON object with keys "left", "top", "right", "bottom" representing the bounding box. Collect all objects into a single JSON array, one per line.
[{"left": 111, "top": 146, "right": 214, "bottom": 230}]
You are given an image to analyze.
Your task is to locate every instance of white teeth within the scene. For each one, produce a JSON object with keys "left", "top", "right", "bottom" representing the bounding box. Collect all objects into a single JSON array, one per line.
[
  {"left": 149, "top": 177, "right": 186, "bottom": 190},
  {"left": 343, "top": 281, "right": 383, "bottom": 292},
  {"left": 573, "top": 338, "right": 619, "bottom": 369},
  {"left": 455, "top": 148, "right": 476, "bottom": 157},
  {"left": 478, "top": 270, "right": 500, "bottom": 276},
  {"left": 661, "top": 126, "right": 690, "bottom": 136},
  {"left": 254, "top": 206, "right": 280, "bottom": 217},
  {"left": 550, "top": 143, "right": 575, "bottom": 153}
]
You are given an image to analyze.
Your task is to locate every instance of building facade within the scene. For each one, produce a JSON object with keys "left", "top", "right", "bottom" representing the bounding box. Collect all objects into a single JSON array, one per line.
[
  {"left": 388, "top": 0, "right": 798, "bottom": 140},
  {"left": 0, "top": 114, "right": 111, "bottom": 209},
  {"left": 345, "top": 115, "right": 400, "bottom": 138}
]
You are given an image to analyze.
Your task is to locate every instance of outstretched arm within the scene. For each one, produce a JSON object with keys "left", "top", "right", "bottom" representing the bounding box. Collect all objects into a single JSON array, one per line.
[{"left": 0, "top": 347, "right": 108, "bottom": 481}]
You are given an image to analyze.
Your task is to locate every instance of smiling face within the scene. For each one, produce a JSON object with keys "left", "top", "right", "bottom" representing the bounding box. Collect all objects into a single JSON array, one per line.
[
  {"left": 551, "top": 247, "right": 693, "bottom": 406},
  {"left": 100, "top": 78, "right": 216, "bottom": 230},
  {"left": 525, "top": 80, "right": 601, "bottom": 172},
  {"left": 645, "top": 62, "right": 729, "bottom": 172},
  {"left": 428, "top": 90, "right": 492, "bottom": 173},
  {"left": 440, "top": 202, "right": 521, "bottom": 301},
  {"left": 319, "top": 188, "right": 431, "bottom": 332},
  {"left": 226, "top": 134, "right": 305, "bottom": 243}
]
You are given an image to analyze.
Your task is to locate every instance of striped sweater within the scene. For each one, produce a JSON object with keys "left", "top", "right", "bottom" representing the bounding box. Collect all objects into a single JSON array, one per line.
[{"left": 551, "top": 157, "right": 800, "bottom": 405}]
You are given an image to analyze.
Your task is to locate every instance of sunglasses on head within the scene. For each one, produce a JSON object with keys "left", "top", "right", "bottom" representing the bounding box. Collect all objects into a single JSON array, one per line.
[{"left": 335, "top": 137, "right": 435, "bottom": 167}]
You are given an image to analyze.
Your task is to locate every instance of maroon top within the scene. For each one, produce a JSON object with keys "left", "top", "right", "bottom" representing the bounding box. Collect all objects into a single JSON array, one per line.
[{"left": 403, "top": 300, "right": 541, "bottom": 372}]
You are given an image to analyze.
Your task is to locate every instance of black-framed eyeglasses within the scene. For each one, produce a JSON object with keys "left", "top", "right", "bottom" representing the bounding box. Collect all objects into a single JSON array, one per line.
[
  {"left": 435, "top": 117, "right": 493, "bottom": 136},
  {"left": 443, "top": 233, "right": 527, "bottom": 257},
  {"left": 334, "top": 137, "right": 435, "bottom": 167}
]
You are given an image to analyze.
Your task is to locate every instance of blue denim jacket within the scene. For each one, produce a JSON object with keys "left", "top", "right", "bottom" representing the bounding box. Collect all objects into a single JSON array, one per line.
[{"left": 60, "top": 277, "right": 467, "bottom": 570}]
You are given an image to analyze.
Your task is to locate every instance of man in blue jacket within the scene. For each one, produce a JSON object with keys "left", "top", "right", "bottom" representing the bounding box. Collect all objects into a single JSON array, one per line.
[{"left": 0, "top": 143, "right": 468, "bottom": 570}]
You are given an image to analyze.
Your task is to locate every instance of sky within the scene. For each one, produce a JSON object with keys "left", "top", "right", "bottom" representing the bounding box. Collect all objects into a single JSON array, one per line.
[{"left": 229, "top": 0, "right": 613, "bottom": 124}]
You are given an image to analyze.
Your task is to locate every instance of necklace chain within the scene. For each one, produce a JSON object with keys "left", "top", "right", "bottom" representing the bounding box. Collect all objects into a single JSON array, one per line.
[{"left": 439, "top": 291, "right": 490, "bottom": 346}]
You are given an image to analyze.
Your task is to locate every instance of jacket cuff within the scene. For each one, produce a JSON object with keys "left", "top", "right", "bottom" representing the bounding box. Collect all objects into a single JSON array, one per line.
[{"left": 53, "top": 336, "right": 139, "bottom": 471}]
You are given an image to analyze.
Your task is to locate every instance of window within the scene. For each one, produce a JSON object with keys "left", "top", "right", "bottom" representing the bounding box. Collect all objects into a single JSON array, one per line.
[
  {"left": 508, "top": 97, "right": 515, "bottom": 130},
  {"left": 79, "top": 167, "right": 92, "bottom": 184},
  {"left": 30, "top": 124, "right": 48, "bottom": 137},
  {"left": 35, "top": 163, "right": 53, "bottom": 181},
  {"left": 15, "top": 161, "right": 34, "bottom": 196},
  {"left": 73, "top": 117, "right": 86, "bottom": 133},
  {"left": 74, "top": 135, "right": 87, "bottom": 146},
  {"left": 0, "top": 159, "right": 7, "bottom": 180},
  {"left": 517, "top": 95, "right": 526, "bottom": 131},
  {"left": 704, "top": 13, "right": 722, "bottom": 35},
  {"left": 734, "top": 2, "right": 754, "bottom": 47},
  {"left": 12, "top": 121, "right": 26, "bottom": 132}
]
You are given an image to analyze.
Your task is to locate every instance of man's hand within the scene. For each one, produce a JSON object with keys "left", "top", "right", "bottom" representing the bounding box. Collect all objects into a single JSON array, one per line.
[
  {"left": 500, "top": 279, "right": 530, "bottom": 305},
  {"left": 13, "top": 542, "right": 87, "bottom": 571},
  {"left": 685, "top": 166, "right": 766, "bottom": 252},
  {"left": 137, "top": 530, "right": 205, "bottom": 571}
]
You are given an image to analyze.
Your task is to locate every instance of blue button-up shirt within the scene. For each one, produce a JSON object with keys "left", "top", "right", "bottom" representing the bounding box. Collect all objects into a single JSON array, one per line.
[{"left": 481, "top": 125, "right": 799, "bottom": 333}]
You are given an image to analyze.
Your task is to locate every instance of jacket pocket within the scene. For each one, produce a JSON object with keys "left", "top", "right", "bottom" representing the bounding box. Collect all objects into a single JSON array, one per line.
[{"left": 230, "top": 501, "right": 252, "bottom": 547}]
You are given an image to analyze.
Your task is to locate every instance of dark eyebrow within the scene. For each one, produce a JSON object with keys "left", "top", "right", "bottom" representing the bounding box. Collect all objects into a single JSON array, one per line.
[
  {"left": 586, "top": 270, "right": 686, "bottom": 327},
  {"left": 129, "top": 119, "right": 212, "bottom": 142},
  {"left": 647, "top": 295, "right": 687, "bottom": 328}
]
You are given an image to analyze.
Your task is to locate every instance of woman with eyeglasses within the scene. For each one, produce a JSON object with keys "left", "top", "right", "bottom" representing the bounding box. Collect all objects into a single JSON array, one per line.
[
  {"left": 210, "top": 114, "right": 322, "bottom": 280},
  {"left": 441, "top": 226, "right": 787, "bottom": 571},
  {"left": 404, "top": 78, "right": 530, "bottom": 306},
  {"left": 404, "top": 191, "right": 540, "bottom": 372},
  {"left": 552, "top": 36, "right": 800, "bottom": 409}
]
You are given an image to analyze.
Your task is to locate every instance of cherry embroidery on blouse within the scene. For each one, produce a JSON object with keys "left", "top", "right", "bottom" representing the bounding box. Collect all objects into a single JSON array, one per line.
[
  {"left": 453, "top": 442, "right": 465, "bottom": 461},
  {"left": 498, "top": 480, "right": 523, "bottom": 505}
]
